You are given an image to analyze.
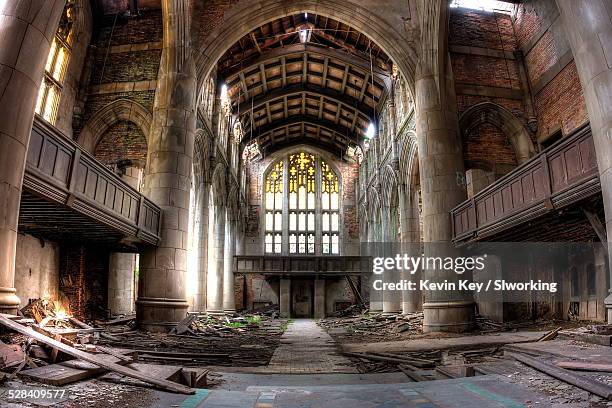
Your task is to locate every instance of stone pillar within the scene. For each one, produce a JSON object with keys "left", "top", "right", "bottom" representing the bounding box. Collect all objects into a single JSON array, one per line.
[
  {"left": 222, "top": 216, "right": 236, "bottom": 312},
  {"left": 108, "top": 253, "right": 136, "bottom": 315},
  {"left": 416, "top": 1, "right": 474, "bottom": 332},
  {"left": 367, "top": 219, "right": 383, "bottom": 312},
  {"left": 206, "top": 204, "right": 225, "bottom": 313},
  {"left": 556, "top": 0, "right": 612, "bottom": 323},
  {"left": 0, "top": 1, "right": 65, "bottom": 314},
  {"left": 314, "top": 278, "right": 326, "bottom": 319},
  {"left": 194, "top": 184, "right": 209, "bottom": 311},
  {"left": 136, "top": 0, "right": 196, "bottom": 331},
  {"left": 279, "top": 278, "right": 291, "bottom": 318},
  {"left": 400, "top": 188, "right": 422, "bottom": 314}
]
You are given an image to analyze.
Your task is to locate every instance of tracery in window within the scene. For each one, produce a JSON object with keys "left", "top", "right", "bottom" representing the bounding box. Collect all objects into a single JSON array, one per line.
[
  {"left": 263, "top": 152, "right": 341, "bottom": 255},
  {"left": 321, "top": 160, "right": 339, "bottom": 254},
  {"left": 264, "top": 161, "right": 283, "bottom": 254},
  {"left": 288, "top": 153, "right": 316, "bottom": 254},
  {"left": 35, "top": 1, "right": 75, "bottom": 124}
]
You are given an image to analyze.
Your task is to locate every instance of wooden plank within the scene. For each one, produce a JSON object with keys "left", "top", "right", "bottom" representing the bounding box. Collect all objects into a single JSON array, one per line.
[
  {"left": 509, "top": 352, "right": 612, "bottom": 400},
  {"left": 556, "top": 362, "right": 612, "bottom": 373},
  {"left": 0, "top": 315, "right": 194, "bottom": 394},
  {"left": 20, "top": 354, "right": 127, "bottom": 386},
  {"left": 537, "top": 327, "right": 562, "bottom": 342}
]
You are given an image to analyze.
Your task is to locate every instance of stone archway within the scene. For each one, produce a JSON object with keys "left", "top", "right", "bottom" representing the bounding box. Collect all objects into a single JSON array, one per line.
[
  {"left": 459, "top": 102, "right": 536, "bottom": 165},
  {"left": 77, "top": 99, "right": 152, "bottom": 153},
  {"left": 192, "top": 0, "right": 419, "bottom": 101}
]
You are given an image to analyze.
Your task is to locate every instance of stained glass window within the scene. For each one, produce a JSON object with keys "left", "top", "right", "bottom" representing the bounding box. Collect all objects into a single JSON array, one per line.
[
  {"left": 263, "top": 152, "right": 340, "bottom": 255},
  {"left": 264, "top": 161, "right": 283, "bottom": 253},
  {"left": 321, "top": 160, "right": 340, "bottom": 254},
  {"left": 35, "top": 1, "right": 75, "bottom": 124},
  {"left": 288, "top": 152, "right": 316, "bottom": 254}
]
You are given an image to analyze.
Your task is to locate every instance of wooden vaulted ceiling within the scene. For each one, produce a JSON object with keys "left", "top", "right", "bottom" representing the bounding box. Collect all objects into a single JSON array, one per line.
[{"left": 217, "top": 13, "right": 393, "bottom": 156}]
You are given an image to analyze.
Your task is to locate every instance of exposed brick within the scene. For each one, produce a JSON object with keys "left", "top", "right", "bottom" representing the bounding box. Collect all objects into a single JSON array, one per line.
[
  {"left": 93, "top": 120, "right": 148, "bottom": 167},
  {"left": 534, "top": 61, "right": 588, "bottom": 140},
  {"left": 463, "top": 122, "right": 518, "bottom": 169},
  {"left": 449, "top": 8, "right": 517, "bottom": 51}
]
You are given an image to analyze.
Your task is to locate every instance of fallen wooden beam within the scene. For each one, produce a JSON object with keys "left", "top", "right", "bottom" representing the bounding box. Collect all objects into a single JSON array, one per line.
[
  {"left": 556, "top": 361, "right": 612, "bottom": 373},
  {"left": 343, "top": 352, "right": 432, "bottom": 367},
  {"left": 0, "top": 315, "right": 194, "bottom": 394},
  {"left": 509, "top": 352, "right": 612, "bottom": 400},
  {"left": 69, "top": 317, "right": 120, "bottom": 341},
  {"left": 397, "top": 364, "right": 429, "bottom": 382},
  {"left": 537, "top": 327, "right": 561, "bottom": 342}
]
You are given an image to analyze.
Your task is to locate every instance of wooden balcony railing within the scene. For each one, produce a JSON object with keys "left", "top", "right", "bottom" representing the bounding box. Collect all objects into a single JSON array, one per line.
[
  {"left": 451, "top": 123, "right": 599, "bottom": 244},
  {"left": 22, "top": 117, "right": 161, "bottom": 245},
  {"left": 234, "top": 255, "right": 369, "bottom": 276}
]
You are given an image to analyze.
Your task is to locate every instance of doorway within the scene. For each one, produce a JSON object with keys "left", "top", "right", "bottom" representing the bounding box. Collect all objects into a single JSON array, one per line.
[{"left": 291, "top": 279, "right": 314, "bottom": 318}]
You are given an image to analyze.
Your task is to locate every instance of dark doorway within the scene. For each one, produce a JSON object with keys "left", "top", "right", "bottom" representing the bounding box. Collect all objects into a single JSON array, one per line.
[{"left": 292, "top": 279, "right": 314, "bottom": 317}]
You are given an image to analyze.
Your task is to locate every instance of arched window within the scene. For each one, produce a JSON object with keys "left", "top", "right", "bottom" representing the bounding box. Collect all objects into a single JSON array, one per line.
[
  {"left": 264, "top": 152, "right": 340, "bottom": 255},
  {"left": 35, "top": 0, "right": 75, "bottom": 124}
]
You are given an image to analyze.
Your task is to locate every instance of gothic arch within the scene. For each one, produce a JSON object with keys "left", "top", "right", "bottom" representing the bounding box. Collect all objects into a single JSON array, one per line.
[
  {"left": 193, "top": 128, "right": 213, "bottom": 185},
  {"left": 459, "top": 102, "right": 536, "bottom": 165},
  {"left": 210, "top": 163, "right": 227, "bottom": 207},
  {"left": 77, "top": 99, "right": 152, "bottom": 154},
  {"left": 193, "top": 0, "right": 418, "bottom": 102}
]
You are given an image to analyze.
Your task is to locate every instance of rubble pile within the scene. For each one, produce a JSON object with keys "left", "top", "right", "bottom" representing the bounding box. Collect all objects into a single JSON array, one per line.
[
  {"left": 319, "top": 312, "right": 424, "bottom": 343},
  {"left": 0, "top": 299, "right": 286, "bottom": 394}
]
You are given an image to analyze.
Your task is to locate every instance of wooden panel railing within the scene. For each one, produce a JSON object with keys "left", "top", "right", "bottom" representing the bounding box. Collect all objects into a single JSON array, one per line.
[
  {"left": 22, "top": 117, "right": 161, "bottom": 245},
  {"left": 234, "top": 255, "right": 369, "bottom": 276},
  {"left": 451, "top": 123, "right": 599, "bottom": 243}
]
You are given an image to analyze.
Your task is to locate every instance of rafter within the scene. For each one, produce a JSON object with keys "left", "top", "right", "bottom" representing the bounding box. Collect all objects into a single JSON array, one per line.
[
  {"left": 220, "top": 44, "right": 390, "bottom": 87},
  {"left": 232, "top": 82, "right": 375, "bottom": 122},
  {"left": 242, "top": 115, "right": 359, "bottom": 145}
]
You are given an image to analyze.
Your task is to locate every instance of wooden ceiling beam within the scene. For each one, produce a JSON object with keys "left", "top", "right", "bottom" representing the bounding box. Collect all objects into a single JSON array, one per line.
[
  {"left": 242, "top": 115, "right": 359, "bottom": 145},
  {"left": 220, "top": 44, "right": 390, "bottom": 86},
  {"left": 233, "top": 82, "right": 374, "bottom": 123}
]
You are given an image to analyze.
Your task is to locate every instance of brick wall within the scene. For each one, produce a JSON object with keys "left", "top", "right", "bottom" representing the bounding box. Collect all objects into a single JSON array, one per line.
[
  {"left": 93, "top": 120, "right": 148, "bottom": 167},
  {"left": 512, "top": 1, "right": 587, "bottom": 141},
  {"left": 534, "top": 61, "right": 588, "bottom": 138},
  {"left": 463, "top": 123, "right": 518, "bottom": 169},
  {"left": 59, "top": 245, "right": 109, "bottom": 320},
  {"left": 449, "top": 8, "right": 527, "bottom": 169},
  {"left": 75, "top": 10, "right": 161, "bottom": 160}
]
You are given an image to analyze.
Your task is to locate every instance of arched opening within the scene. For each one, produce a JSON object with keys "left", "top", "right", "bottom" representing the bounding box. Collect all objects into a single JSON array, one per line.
[{"left": 459, "top": 102, "right": 537, "bottom": 198}]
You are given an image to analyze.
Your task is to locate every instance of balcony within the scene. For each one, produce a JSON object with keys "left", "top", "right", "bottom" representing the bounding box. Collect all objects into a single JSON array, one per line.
[
  {"left": 451, "top": 123, "right": 600, "bottom": 244},
  {"left": 18, "top": 117, "right": 161, "bottom": 247},
  {"left": 234, "top": 255, "right": 369, "bottom": 276}
]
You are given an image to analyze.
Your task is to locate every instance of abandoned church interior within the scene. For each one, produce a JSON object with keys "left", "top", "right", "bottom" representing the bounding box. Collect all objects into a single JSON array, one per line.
[{"left": 0, "top": 0, "right": 611, "bottom": 406}]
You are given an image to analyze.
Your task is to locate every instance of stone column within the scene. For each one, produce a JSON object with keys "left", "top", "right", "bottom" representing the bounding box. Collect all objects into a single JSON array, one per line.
[
  {"left": 367, "top": 218, "right": 383, "bottom": 312},
  {"left": 108, "top": 253, "right": 136, "bottom": 315},
  {"left": 314, "top": 278, "right": 326, "bottom": 319},
  {"left": 0, "top": 1, "right": 65, "bottom": 314},
  {"left": 416, "top": 1, "right": 474, "bottom": 332},
  {"left": 136, "top": 0, "right": 196, "bottom": 331},
  {"left": 206, "top": 204, "right": 225, "bottom": 313},
  {"left": 194, "top": 183, "right": 209, "bottom": 311},
  {"left": 279, "top": 278, "right": 291, "bottom": 318},
  {"left": 556, "top": 0, "right": 612, "bottom": 323},
  {"left": 222, "top": 215, "right": 236, "bottom": 312},
  {"left": 400, "top": 188, "right": 422, "bottom": 314}
]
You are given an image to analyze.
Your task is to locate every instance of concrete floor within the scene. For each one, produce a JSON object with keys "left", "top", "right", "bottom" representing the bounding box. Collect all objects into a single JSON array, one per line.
[{"left": 149, "top": 320, "right": 558, "bottom": 407}]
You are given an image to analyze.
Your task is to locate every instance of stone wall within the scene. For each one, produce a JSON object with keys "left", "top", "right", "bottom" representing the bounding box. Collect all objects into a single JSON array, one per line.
[{"left": 14, "top": 234, "right": 60, "bottom": 306}]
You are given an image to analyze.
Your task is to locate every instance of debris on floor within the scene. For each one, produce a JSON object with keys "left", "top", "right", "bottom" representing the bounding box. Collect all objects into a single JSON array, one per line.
[{"left": 319, "top": 312, "right": 424, "bottom": 343}]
